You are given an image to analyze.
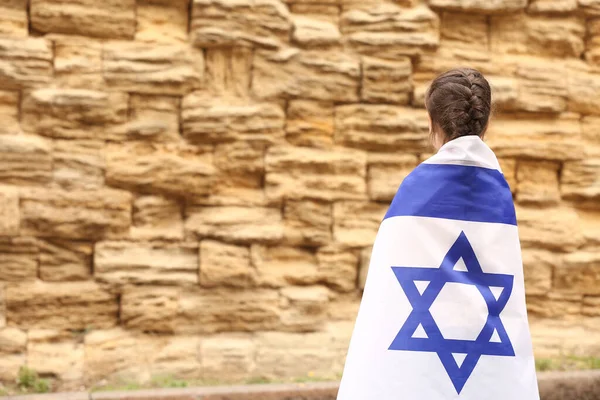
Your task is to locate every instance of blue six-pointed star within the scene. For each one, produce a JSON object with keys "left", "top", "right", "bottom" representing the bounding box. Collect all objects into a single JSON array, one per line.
[{"left": 389, "top": 231, "right": 515, "bottom": 394}]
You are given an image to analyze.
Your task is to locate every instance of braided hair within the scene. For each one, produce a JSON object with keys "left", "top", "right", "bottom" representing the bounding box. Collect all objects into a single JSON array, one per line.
[{"left": 425, "top": 68, "right": 492, "bottom": 141}]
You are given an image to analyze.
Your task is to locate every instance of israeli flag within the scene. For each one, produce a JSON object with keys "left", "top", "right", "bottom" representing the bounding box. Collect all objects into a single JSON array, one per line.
[{"left": 338, "top": 137, "right": 539, "bottom": 399}]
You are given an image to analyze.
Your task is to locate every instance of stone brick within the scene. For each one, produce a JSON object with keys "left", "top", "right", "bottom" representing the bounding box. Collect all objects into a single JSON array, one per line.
[
  {"left": 204, "top": 47, "right": 253, "bottom": 97},
  {"left": 182, "top": 93, "right": 285, "bottom": 145},
  {"left": 106, "top": 143, "right": 215, "bottom": 198},
  {"left": 27, "top": 330, "right": 84, "bottom": 382},
  {"left": 0, "top": 37, "right": 53, "bottom": 89},
  {"left": 213, "top": 141, "right": 265, "bottom": 187},
  {"left": 428, "top": 0, "right": 527, "bottom": 13},
  {"left": 0, "top": 91, "right": 20, "bottom": 134},
  {"left": 0, "top": 134, "right": 52, "bottom": 185},
  {"left": 131, "top": 196, "right": 184, "bottom": 241},
  {"left": 146, "top": 336, "right": 202, "bottom": 380},
  {"left": 125, "top": 95, "right": 181, "bottom": 142},
  {"left": 0, "top": 285, "right": 4, "bottom": 328},
  {"left": 516, "top": 161, "right": 560, "bottom": 205},
  {"left": 38, "top": 240, "right": 92, "bottom": 282},
  {"left": 333, "top": 202, "right": 388, "bottom": 247},
  {"left": 577, "top": 209, "right": 600, "bottom": 248},
  {"left": 516, "top": 206, "right": 585, "bottom": 252},
  {"left": 136, "top": 0, "right": 189, "bottom": 43},
  {"left": 0, "top": 327, "right": 26, "bottom": 354},
  {"left": 527, "top": 293, "right": 583, "bottom": 318},
  {"left": 53, "top": 140, "right": 105, "bottom": 190},
  {"left": 367, "top": 153, "right": 418, "bottom": 201},
  {"left": 0, "top": 0, "right": 27, "bottom": 37},
  {"left": 522, "top": 249, "right": 557, "bottom": 295},
  {"left": 186, "top": 206, "right": 284, "bottom": 244},
  {"left": 0, "top": 237, "right": 38, "bottom": 282},
  {"left": 95, "top": 242, "right": 199, "bottom": 286},
  {"left": 121, "top": 286, "right": 179, "bottom": 332},
  {"left": 512, "top": 61, "right": 568, "bottom": 114},
  {"left": 103, "top": 42, "right": 203, "bottom": 95},
  {"left": 581, "top": 0, "right": 600, "bottom": 15},
  {"left": 441, "top": 12, "right": 488, "bottom": 51},
  {"left": 487, "top": 114, "right": 584, "bottom": 161},
  {"left": 555, "top": 251, "right": 600, "bottom": 294},
  {"left": 191, "top": 0, "right": 291, "bottom": 48},
  {"left": 335, "top": 104, "right": 429, "bottom": 152},
  {"left": 283, "top": 200, "right": 332, "bottom": 246},
  {"left": 200, "top": 240, "right": 256, "bottom": 288},
  {"left": 340, "top": 4, "right": 439, "bottom": 59},
  {"left": 0, "top": 187, "right": 19, "bottom": 236},
  {"left": 200, "top": 335, "right": 256, "bottom": 380},
  {"left": 568, "top": 68, "right": 600, "bottom": 115},
  {"left": 361, "top": 57, "right": 412, "bottom": 104},
  {"left": 528, "top": 0, "right": 577, "bottom": 13},
  {"left": 316, "top": 246, "right": 359, "bottom": 292},
  {"left": 499, "top": 158, "right": 517, "bottom": 193},
  {"left": 583, "top": 296, "right": 600, "bottom": 316},
  {"left": 562, "top": 159, "right": 600, "bottom": 207},
  {"left": 52, "top": 35, "right": 104, "bottom": 89},
  {"left": 6, "top": 281, "right": 118, "bottom": 329},
  {"left": 359, "top": 246, "right": 372, "bottom": 290},
  {"left": 20, "top": 188, "right": 132, "bottom": 240},
  {"left": 253, "top": 48, "right": 360, "bottom": 102},
  {"left": 21, "top": 88, "right": 128, "bottom": 140},
  {"left": 251, "top": 245, "right": 319, "bottom": 287},
  {"left": 265, "top": 145, "right": 367, "bottom": 201},
  {"left": 279, "top": 285, "right": 329, "bottom": 331},
  {"left": 30, "top": 0, "right": 135, "bottom": 39},
  {"left": 286, "top": 100, "right": 334, "bottom": 148},
  {"left": 290, "top": 4, "right": 339, "bottom": 23},
  {"left": 292, "top": 15, "right": 341, "bottom": 47}
]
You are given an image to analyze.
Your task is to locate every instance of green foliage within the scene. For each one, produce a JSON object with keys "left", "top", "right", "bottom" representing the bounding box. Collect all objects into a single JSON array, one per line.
[{"left": 17, "top": 367, "right": 51, "bottom": 394}]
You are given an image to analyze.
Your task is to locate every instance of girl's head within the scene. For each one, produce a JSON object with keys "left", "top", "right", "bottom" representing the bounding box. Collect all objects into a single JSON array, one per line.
[{"left": 425, "top": 68, "right": 492, "bottom": 150}]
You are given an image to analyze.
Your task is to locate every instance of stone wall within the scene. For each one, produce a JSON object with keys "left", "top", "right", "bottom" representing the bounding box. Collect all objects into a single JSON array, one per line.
[{"left": 0, "top": 0, "right": 599, "bottom": 390}]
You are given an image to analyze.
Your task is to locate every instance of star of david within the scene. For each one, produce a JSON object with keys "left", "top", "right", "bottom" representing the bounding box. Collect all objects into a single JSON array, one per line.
[{"left": 388, "top": 231, "right": 515, "bottom": 394}]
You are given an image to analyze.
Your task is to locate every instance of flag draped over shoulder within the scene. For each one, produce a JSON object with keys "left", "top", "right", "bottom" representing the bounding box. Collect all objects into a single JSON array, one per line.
[{"left": 337, "top": 137, "right": 539, "bottom": 400}]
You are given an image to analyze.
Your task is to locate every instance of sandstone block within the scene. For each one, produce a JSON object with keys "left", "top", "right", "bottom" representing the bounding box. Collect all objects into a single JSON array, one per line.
[
  {"left": 499, "top": 158, "right": 517, "bottom": 193},
  {"left": 0, "top": 187, "right": 19, "bottom": 236},
  {"left": 30, "top": 0, "right": 135, "bottom": 38},
  {"left": 121, "top": 286, "right": 179, "bottom": 332},
  {"left": 106, "top": 143, "right": 215, "bottom": 198},
  {"left": 214, "top": 142, "right": 265, "bottom": 180},
  {"left": 577, "top": 209, "right": 600, "bottom": 248},
  {"left": 0, "top": 134, "right": 52, "bottom": 185},
  {"left": 368, "top": 153, "right": 418, "bottom": 201},
  {"left": 0, "top": 91, "right": 20, "bottom": 134},
  {"left": 340, "top": 4, "right": 439, "bottom": 59},
  {"left": 527, "top": 293, "right": 583, "bottom": 318},
  {"left": 441, "top": 12, "right": 488, "bottom": 51},
  {"left": 0, "top": 285, "right": 4, "bottom": 328},
  {"left": 522, "top": 249, "right": 558, "bottom": 295},
  {"left": 361, "top": 57, "right": 412, "bottom": 104},
  {"left": 491, "top": 15, "right": 585, "bottom": 58},
  {"left": 191, "top": 0, "right": 291, "bottom": 48},
  {"left": 27, "top": 331, "right": 84, "bottom": 382},
  {"left": 516, "top": 206, "right": 585, "bottom": 252},
  {"left": 251, "top": 245, "right": 319, "bottom": 287},
  {"left": 53, "top": 140, "right": 105, "bottom": 190},
  {"left": 562, "top": 159, "right": 600, "bottom": 206},
  {"left": 335, "top": 104, "right": 429, "bottom": 152},
  {"left": 136, "top": 0, "right": 188, "bottom": 43},
  {"left": 21, "top": 88, "right": 128, "bottom": 140},
  {"left": 428, "top": 0, "right": 527, "bottom": 13},
  {"left": 528, "top": 0, "right": 577, "bottom": 13},
  {"left": 568, "top": 67, "right": 600, "bottom": 115},
  {"left": 103, "top": 42, "right": 203, "bottom": 95},
  {"left": 0, "top": 327, "right": 26, "bottom": 354},
  {"left": 252, "top": 48, "right": 360, "bottom": 102},
  {"left": 0, "top": 0, "right": 27, "bottom": 37},
  {"left": 205, "top": 47, "right": 253, "bottom": 97},
  {"left": 512, "top": 62, "right": 568, "bottom": 114},
  {"left": 292, "top": 15, "right": 341, "bottom": 47},
  {"left": 487, "top": 114, "right": 584, "bottom": 161},
  {"left": 0, "top": 354, "right": 25, "bottom": 381},
  {"left": 555, "top": 251, "right": 600, "bottom": 294},
  {"left": 581, "top": 0, "right": 600, "bottom": 15},
  {"left": 20, "top": 188, "right": 132, "bottom": 240},
  {"left": 583, "top": 296, "right": 600, "bottom": 316},
  {"left": 38, "top": 240, "right": 92, "bottom": 282},
  {"left": 279, "top": 285, "right": 329, "bottom": 331},
  {"left": 200, "top": 335, "right": 256, "bottom": 380},
  {"left": 182, "top": 93, "right": 285, "bottom": 144},
  {"left": 131, "top": 196, "right": 183, "bottom": 241},
  {"left": 0, "top": 37, "right": 52, "bottom": 89},
  {"left": 516, "top": 161, "right": 560, "bottom": 205},
  {"left": 125, "top": 95, "right": 181, "bottom": 142},
  {"left": 186, "top": 206, "right": 284, "bottom": 244},
  {"left": 200, "top": 240, "right": 256, "bottom": 288},
  {"left": 52, "top": 35, "right": 104, "bottom": 89},
  {"left": 328, "top": 292, "right": 361, "bottom": 322},
  {"left": 286, "top": 100, "right": 334, "bottom": 148},
  {"left": 177, "top": 288, "right": 281, "bottom": 333},
  {"left": 316, "top": 246, "right": 359, "bottom": 292},
  {"left": 147, "top": 336, "right": 202, "bottom": 380},
  {"left": 265, "top": 145, "right": 367, "bottom": 201},
  {"left": 283, "top": 200, "right": 332, "bottom": 246},
  {"left": 359, "top": 246, "right": 372, "bottom": 290},
  {"left": 6, "top": 281, "right": 118, "bottom": 329},
  {"left": 333, "top": 202, "right": 388, "bottom": 247},
  {"left": 290, "top": 4, "right": 339, "bottom": 23},
  {"left": 95, "top": 242, "right": 198, "bottom": 286},
  {"left": 0, "top": 237, "right": 38, "bottom": 281}
]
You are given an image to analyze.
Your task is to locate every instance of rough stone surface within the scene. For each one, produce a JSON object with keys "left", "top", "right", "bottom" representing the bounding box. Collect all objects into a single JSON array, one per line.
[{"left": 1, "top": 0, "right": 600, "bottom": 388}]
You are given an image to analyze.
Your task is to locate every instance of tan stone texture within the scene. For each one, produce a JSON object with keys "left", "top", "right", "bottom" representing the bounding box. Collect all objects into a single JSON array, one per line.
[{"left": 0, "top": 0, "right": 600, "bottom": 388}]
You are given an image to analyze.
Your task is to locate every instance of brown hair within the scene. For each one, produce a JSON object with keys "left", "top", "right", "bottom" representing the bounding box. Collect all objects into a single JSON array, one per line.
[{"left": 425, "top": 68, "right": 492, "bottom": 142}]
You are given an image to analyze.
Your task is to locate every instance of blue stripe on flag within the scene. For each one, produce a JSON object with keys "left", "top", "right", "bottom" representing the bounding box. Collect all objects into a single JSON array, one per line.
[{"left": 384, "top": 163, "right": 517, "bottom": 225}]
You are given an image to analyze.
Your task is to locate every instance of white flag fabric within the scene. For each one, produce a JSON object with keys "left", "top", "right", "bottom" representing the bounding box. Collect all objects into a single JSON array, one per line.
[{"left": 338, "top": 136, "right": 539, "bottom": 400}]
